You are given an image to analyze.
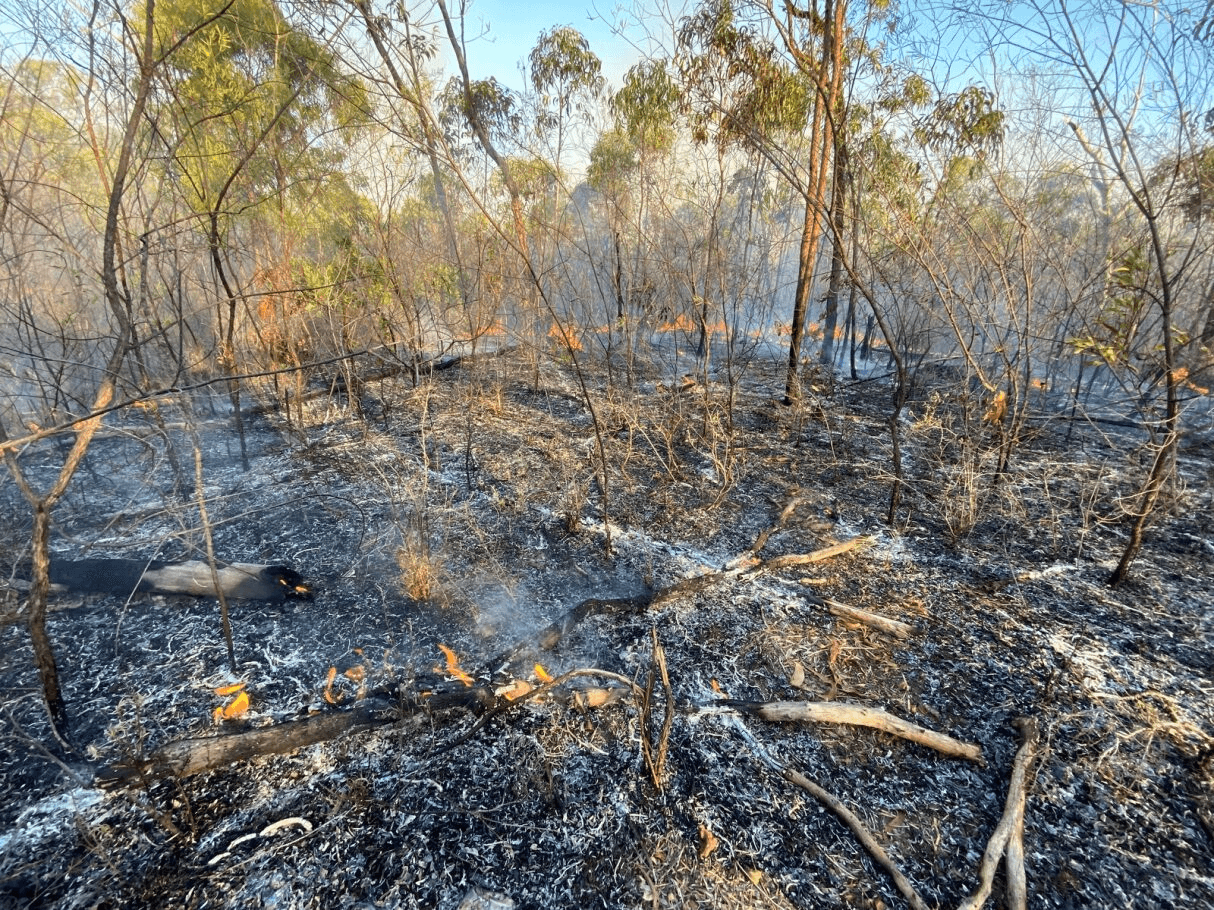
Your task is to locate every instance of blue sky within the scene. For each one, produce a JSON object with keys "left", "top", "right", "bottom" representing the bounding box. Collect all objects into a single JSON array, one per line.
[{"left": 455, "top": 0, "right": 656, "bottom": 92}]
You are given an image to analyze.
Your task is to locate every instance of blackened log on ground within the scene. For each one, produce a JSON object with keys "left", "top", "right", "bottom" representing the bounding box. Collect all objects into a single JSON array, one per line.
[
  {"left": 95, "top": 674, "right": 635, "bottom": 789},
  {"left": 96, "top": 686, "right": 495, "bottom": 789},
  {"left": 48, "top": 559, "right": 312, "bottom": 600}
]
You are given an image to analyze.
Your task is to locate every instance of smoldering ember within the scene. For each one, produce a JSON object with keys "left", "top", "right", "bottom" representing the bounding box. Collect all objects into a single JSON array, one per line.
[{"left": 1, "top": 1, "right": 1213, "bottom": 908}]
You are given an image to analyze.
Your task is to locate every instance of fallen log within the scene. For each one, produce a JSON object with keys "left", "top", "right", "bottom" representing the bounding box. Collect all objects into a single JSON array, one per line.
[
  {"left": 718, "top": 699, "right": 983, "bottom": 763},
  {"left": 48, "top": 558, "right": 312, "bottom": 601},
  {"left": 96, "top": 699, "right": 401, "bottom": 788},
  {"left": 97, "top": 671, "right": 635, "bottom": 789}
]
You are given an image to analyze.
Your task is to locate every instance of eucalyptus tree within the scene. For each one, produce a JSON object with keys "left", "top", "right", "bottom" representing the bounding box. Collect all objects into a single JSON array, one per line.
[
  {"left": 675, "top": 0, "right": 856, "bottom": 403},
  {"left": 151, "top": 0, "right": 364, "bottom": 463},
  {"left": 586, "top": 57, "right": 680, "bottom": 358}
]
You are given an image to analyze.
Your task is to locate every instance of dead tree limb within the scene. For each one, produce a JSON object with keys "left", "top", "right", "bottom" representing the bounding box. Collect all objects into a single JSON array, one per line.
[
  {"left": 720, "top": 699, "right": 983, "bottom": 763},
  {"left": 958, "top": 717, "right": 1038, "bottom": 910},
  {"left": 724, "top": 490, "right": 809, "bottom": 570},
  {"left": 826, "top": 599, "right": 915, "bottom": 638},
  {"left": 96, "top": 699, "right": 402, "bottom": 788},
  {"left": 641, "top": 629, "right": 674, "bottom": 791},
  {"left": 753, "top": 536, "right": 874, "bottom": 572}
]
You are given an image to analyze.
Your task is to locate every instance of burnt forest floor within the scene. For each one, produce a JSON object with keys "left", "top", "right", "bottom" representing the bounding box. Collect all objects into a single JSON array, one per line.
[{"left": 1, "top": 347, "right": 1212, "bottom": 910}]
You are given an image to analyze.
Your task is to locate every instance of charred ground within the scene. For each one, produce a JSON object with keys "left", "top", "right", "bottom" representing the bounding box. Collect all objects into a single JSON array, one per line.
[{"left": 1, "top": 350, "right": 1211, "bottom": 909}]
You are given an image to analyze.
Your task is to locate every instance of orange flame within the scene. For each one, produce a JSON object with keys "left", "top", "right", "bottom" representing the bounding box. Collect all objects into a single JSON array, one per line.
[
  {"left": 438, "top": 644, "right": 474, "bottom": 687},
  {"left": 213, "top": 689, "right": 250, "bottom": 722},
  {"left": 535, "top": 663, "right": 554, "bottom": 683},
  {"left": 323, "top": 666, "right": 341, "bottom": 704},
  {"left": 214, "top": 682, "right": 247, "bottom": 697}
]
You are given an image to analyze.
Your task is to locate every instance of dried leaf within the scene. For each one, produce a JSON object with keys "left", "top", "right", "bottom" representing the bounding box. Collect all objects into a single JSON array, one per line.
[
  {"left": 697, "top": 822, "right": 719, "bottom": 859},
  {"left": 788, "top": 660, "right": 805, "bottom": 689}
]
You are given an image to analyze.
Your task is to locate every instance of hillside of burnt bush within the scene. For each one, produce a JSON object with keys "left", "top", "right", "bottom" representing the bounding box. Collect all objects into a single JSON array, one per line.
[{"left": 1, "top": 348, "right": 1211, "bottom": 909}]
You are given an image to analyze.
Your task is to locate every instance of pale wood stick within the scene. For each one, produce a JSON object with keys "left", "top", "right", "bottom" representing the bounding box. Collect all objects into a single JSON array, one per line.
[
  {"left": 957, "top": 717, "right": 1038, "bottom": 910},
  {"left": 826, "top": 599, "right": 915, "bottom": 638},
  {"left": 756, "top": 536, "right": 874, "bottom": 571},
  {"left": 752, "top": 700, "right": 983, "bottom": 763}
]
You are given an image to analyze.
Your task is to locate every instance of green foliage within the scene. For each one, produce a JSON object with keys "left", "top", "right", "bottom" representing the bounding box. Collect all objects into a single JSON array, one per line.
[
  {"left": 439, "top": 75, "right": 521, "bottom": 152},
  {"left": 914, "top": 85, "right": 1005, "bottom": 161},
  {"left": 0, "top": 60, "right": 100, "bottom": 205},
  {"left": 676, "top": 0, "right": 813, "bottom": 148},
  {"left": 586, "top": 128, "right": 638, "bottom": 197},
  {"left": 529, "top": 26, "right": 603, "bottom": 125},
  {"left": 150, "top": 0, "right": 363, "bottom": 212},
  {"left": 1071, "top": 245, "right": 1154, "bottom": 366},
  {"left": 612, "top": 59, "right": 680, "bottom": 155}
]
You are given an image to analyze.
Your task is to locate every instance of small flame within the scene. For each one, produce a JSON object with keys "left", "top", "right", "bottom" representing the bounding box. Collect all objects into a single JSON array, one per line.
[
  {"left": 213, "top": 689, "right": 250, "bottom": 722},
  {"left": 323, "top": 666, "right": 341, "bottom": 704},
  {"left": 534, "top": 663, "right": 554, "bottom": 684},
  {"left": 438, "top": 644, "right": 474, "bottom": 687},
  {"left": 214, "top": 682, "right": 247, "bottom": 697}
]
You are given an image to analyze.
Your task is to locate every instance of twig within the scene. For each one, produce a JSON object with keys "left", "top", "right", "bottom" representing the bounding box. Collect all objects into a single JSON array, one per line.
[
  {"left": 957, "top": 717, "right": 1039, "bottom": 910},
  {"left": 642, "top": 629, "right": 674, "bottom": 790},
  {"left": 725, "top": 714, "right": 930, "bottom": 910}
]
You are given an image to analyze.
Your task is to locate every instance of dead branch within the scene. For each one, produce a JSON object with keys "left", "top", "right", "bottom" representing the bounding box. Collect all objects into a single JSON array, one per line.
[
  {"left": 826, "top": 599, "right": 915, "bottom": 638},
  {"left": 641, "top": 629, "right": 674, "bottom": 790},
  {"left": 723, "top": 699, "right": 983, "bottom": 763},
  {"left": 782, "top": 766, "right": 931, "bottom": 910},
  {"left": 98, "top": 669, "right": 638, "bottom": 789},
  {"left": 96, "top": 699, "right": 402, "bottom": 788},
  {"left": 725, "top": 714, "right": 931, "bottom": 910},
  {"left": 753, "top": 536, "right": 874, "bottom": 572},
  {"left": 957, "top": 717, "right": 1038, "bottom": 910},
  {"left": 724, "top": 490, "right": 809, "bottom": 570}
]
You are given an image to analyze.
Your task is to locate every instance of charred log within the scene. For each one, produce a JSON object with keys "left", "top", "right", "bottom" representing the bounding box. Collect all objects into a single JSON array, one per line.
[{"left": 48, "top": 558, "right": 312, "bottom": 601}]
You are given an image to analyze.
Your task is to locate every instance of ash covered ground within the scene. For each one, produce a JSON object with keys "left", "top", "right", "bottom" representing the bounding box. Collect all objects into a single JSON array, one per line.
[{"left": 1, "top": 350, "right": 1211, "bottom": 909}]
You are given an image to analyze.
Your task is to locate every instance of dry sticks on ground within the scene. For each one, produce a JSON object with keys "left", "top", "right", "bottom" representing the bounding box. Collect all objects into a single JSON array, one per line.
[
  {"left": 711, "top": 699, "right": 983, "bottom": 763},
  {"left": 958, "top": 717, "right": 1039, "bottom": 910}
]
